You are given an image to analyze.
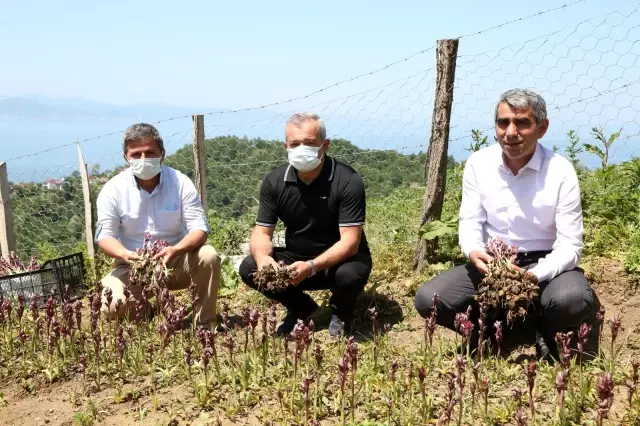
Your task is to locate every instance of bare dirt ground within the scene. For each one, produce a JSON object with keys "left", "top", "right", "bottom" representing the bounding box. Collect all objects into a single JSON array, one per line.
[{"left": 1, "top": 257, "right": 639, "bottom": 425}]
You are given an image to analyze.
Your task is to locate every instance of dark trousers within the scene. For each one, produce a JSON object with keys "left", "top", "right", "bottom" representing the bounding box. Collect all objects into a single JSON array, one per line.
[
  {"left": 414, "top": 251, "right": 594, "bottom": 342},
  {"left": 239, "top": 248, "right": 372, "bottom": 321}
]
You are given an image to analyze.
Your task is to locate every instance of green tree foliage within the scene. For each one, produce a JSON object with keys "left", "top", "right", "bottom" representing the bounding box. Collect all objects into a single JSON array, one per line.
[{"left": 12, "top": 175, "right": 86, "bottom": 259}]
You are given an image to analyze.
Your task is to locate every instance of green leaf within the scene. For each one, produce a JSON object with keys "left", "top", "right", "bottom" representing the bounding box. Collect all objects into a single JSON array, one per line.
[
  {"left": 608, "top": 130, "right": 622, "bottom": 146},
  {"left": 583, "top": 143, "right": 605, "bottom": 159},
  {"left": 419, "top": 219, "right": 458, "bottom": 241},
  {"left": 219, "top": 286, "right": 238, "bottom": 297}
]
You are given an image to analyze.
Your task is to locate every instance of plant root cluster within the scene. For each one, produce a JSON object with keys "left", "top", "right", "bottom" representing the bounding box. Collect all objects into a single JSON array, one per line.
[
  {"left": 475, "top": 237, "right": 540, "bottom": 323},
  {"left": 251, "top": 261, "right": 295, "bottom": 292}
]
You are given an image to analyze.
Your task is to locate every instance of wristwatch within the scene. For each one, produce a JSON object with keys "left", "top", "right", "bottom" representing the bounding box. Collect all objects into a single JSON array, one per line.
[{"left": 308, "top": 260, "right": 317, "bottom": 277}]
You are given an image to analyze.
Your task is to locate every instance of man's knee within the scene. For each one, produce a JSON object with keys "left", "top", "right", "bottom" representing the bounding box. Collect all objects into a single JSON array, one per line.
[
  {"left": 414, "top": 281, "right": 438, "bottom": 319},
  {"left": 199, "top": 245, "right": 221, "bottom": 269},
  {"left": 543, "top": 271, "right": 594, "bottom": 320},
  {"left": 100, "top": 278, "right": 126, "bottom": 320},
  {"left": 334, "top": 261, "right": 371, "bottom": 291},
  {"left": 239, "top": 255, "right": 258, "bottom": 286},
  {"left": 413, "top": 264, "right": 479, "bottom": 323},
  {"left": 555, "top": 286, "right": 593, "bottom": 316}
]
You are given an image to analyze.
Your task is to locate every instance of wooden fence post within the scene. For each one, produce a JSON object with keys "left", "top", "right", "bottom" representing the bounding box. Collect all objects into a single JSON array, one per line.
[
  {"left": 192, "top": 115, "right": 208, "bottom": 217},
  {"left": 0, "top": 162, "right": 16, "bottom": 260},
  {"left": 77, "top": 142, "right": 96, "bottom": 276},
  {"left": 414, "top": 38, "right": 459, "bottom": 272}
]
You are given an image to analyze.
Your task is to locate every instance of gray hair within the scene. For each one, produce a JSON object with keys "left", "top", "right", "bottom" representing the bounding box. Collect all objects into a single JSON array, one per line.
[
  {"left": 123, "top": 123, "right": 165, "bottom": 154},
  {"left": 285, "top": 112, "right": 327, "bottom": 141},
  {"left": 495, "top": 88, "right": 547, "bottom": 125}
]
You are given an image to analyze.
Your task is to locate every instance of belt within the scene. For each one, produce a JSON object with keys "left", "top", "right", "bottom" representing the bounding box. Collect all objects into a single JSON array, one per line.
[{"left": 516, "top": 250, "right": 552, "bottom": 264}]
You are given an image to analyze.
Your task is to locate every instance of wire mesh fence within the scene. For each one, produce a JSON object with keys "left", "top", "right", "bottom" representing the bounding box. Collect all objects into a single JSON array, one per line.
[
  {"left": 451, "top": 2, "right": 640, "bottom": 163},
  {"left": 5, "top": 119, "right": 197, "bottom": 262},
  {"left": 2, "top": 1, "right": 640, "bottom": 271}
]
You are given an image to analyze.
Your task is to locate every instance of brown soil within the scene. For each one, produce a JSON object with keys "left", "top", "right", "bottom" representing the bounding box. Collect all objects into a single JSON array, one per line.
[
  {"left": 586, "top": 257, "right": 640, "bottom": 350},
  {"left": 1, "top": 258, "right": 639, "bottom": 425}
]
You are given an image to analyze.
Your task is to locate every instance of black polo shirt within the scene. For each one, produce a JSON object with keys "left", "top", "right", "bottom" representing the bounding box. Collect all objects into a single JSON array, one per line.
[{"left": 256, "top": 156, "right": 370, "bottom": 258}]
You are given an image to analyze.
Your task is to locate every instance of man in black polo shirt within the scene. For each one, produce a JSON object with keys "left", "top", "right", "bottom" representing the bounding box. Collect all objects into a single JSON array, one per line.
[{"left": 239, "top": 112, "right": 372, "bottom": 337}]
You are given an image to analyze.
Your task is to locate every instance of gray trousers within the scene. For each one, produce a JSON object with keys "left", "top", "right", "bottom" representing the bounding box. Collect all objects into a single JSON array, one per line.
[{"left": 414, "top": 252, "right": 595, "bottom": 342}]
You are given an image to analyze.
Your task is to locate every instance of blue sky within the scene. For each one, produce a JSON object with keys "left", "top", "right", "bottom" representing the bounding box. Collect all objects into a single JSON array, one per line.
[
  {"left": 0, "top": 0, "right": 633, "bottom": 109},
  {"left": 1, "top": 0, "right": 640, "bottom": 178}
]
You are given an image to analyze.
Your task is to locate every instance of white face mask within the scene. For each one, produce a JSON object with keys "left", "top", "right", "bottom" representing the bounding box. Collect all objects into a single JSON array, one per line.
[
  {"left": 287, "top": 144, "right": 323, "bottom": 172},
  {"left": 129, "top": 157, "right": 162, "bottom": 180}
]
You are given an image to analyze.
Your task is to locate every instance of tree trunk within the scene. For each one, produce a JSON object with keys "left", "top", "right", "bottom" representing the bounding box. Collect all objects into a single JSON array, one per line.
[{"left": 414, "top": 39, "right": 459, "bottom": 272}]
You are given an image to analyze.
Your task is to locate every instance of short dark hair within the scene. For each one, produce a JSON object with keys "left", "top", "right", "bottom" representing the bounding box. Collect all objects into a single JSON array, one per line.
[
  {"left": 123, "top": 123, "right": 164, "bottom": 154},
  {"left": 495, "top": 88, "right": 547, "bottom": 125}
]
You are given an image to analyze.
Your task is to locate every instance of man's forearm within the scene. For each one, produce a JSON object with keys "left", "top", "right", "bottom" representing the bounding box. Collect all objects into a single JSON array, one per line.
[
  {"left": 174, "top": 230, "right": 207, "bottom": 254},
  {"left": 98, "top": 237, "right": 130, "bottom": 260},
  {"left": 249, "top": 232, "right": 274, "bottom": 261},
  {"left": 528, "top": 247, "right": 580, "bottom": 283},
  {"left": 312, "top": 239, "right": 358, "bottom": 272}
]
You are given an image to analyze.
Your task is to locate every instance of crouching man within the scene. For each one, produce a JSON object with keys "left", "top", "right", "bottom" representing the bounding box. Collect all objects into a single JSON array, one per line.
[
  {"left": 95, "top": 123, "right": 221, "bottom": 329},
  {"left": 239, "top": 113, "right": 372, "bottom": 337},
  {"left": 414, "top": 89, "right": 594, "bottom": 360}
]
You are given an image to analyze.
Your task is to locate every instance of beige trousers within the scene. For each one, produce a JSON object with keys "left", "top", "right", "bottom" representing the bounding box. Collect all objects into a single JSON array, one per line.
[{"left": 100, "top": 244, "right": 221, "bottom": 327}]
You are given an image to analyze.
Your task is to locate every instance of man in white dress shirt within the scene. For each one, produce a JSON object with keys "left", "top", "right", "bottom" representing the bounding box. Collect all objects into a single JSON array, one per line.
[
  {"left": 95, "top": 123, "right": 221, "bottom": 329},
  {"left": 414, "top": 88, "right": 594, "bottom": 360}
]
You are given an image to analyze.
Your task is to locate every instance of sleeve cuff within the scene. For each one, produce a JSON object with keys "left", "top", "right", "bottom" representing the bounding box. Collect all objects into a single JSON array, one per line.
[
  {"left": 339, "top": 222, "right": 365, "bottom": 227},
  {"left": 95, "top": 224, "right": 117, "bottom": 243},
  {"left": 256, "top": 221, "right": 277, "bottom": 227},
  {"left": 528, "top": 264, "right": 553, "bottom": 283},
  {"left": 187, "top": 223, "right": 210, "bottom": 235},
  {"left": 461, "top": 243, "right": 485, "bottom": 259}
]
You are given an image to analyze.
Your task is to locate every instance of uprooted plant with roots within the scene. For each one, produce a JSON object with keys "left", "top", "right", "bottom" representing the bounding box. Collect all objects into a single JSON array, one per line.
[
  {"left": 124, "top": 233, "right": 177, "bottom": 321},
  {"left": 250, "top": 261, "right": 296, "bottom": 292},
  {"left": 475, "top": 237, "right": 540, "bottom": 323},
  {"left": 128, "top": 233, "right": 173, "bottom": 293}
]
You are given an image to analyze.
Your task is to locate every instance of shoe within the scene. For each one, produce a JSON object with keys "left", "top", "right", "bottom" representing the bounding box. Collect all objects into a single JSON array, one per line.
[
  {"left": 177, "top": 311, "right": 226, "bottom": 332},
  {"left": 276, "top": 300, "right": 319, "bottom": 337},
  {"left": 328, "top": 314, "right": 353, "bottom": 337},
  {"left": 214, "top": 314, "right": 228, "bottom": 333},
  {"left": 328, "top": 304, "right": 353, "bottom": 337},
  {"left": 535, "top": 331, "right": 557, "bottom": 364}
]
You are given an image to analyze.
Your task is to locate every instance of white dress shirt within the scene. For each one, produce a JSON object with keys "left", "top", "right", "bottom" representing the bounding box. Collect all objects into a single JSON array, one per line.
[
  {"left": 458, "top": 142, "right": 583, "bottom": 282},
  {"left": 95, "top": 165, "right": 209, "bottom": 251}
]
